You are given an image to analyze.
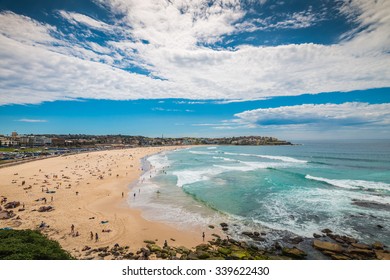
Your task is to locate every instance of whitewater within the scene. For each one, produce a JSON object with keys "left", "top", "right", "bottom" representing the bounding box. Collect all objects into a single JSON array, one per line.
[{"left": 130, "top": 140, "right": 390, "bottom": 246}]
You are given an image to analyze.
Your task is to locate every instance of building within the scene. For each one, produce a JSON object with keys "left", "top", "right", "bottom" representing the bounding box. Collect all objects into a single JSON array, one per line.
[{"left": 51, "top": 138, "right": 65, "bottom": 146}]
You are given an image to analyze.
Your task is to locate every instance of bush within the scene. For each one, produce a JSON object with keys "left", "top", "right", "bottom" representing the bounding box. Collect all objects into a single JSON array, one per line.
[{"left": 0, "top": 229, "right": 74, "bottom": 260}]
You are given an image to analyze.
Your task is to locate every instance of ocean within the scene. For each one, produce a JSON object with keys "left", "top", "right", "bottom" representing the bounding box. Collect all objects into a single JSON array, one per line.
[{"left": 129, "top": 140, "right": 390, "bottom": 247}]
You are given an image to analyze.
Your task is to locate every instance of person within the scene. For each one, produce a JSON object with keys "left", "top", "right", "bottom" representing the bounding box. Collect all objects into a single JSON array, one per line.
[
  {"left": 90, "top": 231, "right": 93, "bottom": 240},
  {"left": 164, "top": 240, "right": 168, "bottom": 248},
  {"left": 95, "top": 233, "right": 99, "bottom": 242},
  {"left": 202, "top": 232, "right": 205, "bottom": 242},
  {"left": 71, "top": 224, "right": 74, "bottom": 234},
  {"left": 122, "top": 192, "right": 124, "bottom": 198},
  {"left": 133, "top": 193, "right": 136, "bottom": 199}
]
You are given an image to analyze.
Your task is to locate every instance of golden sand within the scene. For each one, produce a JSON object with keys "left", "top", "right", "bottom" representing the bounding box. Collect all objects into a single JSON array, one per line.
[{"left": 0, "top": 147, "right": 214, "bottom": 258}]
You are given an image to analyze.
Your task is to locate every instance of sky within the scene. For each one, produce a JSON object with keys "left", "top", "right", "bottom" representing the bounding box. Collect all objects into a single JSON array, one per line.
[{"left": 0, "top": 0, "right": 389, "bottom": 140}]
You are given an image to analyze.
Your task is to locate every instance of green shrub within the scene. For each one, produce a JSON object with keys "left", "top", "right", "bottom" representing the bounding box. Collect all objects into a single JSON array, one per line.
[{"left": 0, "top": 229, "right": 74, "bottom": 260}]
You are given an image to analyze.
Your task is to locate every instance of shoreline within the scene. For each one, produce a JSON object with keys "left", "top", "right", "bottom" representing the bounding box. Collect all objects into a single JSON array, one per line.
[
  {"left": 0, "top": 146, "right": 217, "bottom": 259},
  {"left": 1, "top": 145, "right": 389, "bottom": 260}
]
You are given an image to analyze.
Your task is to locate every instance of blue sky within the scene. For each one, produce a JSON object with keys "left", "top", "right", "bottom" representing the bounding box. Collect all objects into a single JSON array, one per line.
[{"left": 0, "top": 0, "right": 389, "bottom": 140}]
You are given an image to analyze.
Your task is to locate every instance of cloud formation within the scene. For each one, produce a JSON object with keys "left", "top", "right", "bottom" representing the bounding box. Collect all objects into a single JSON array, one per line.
[
  {"left": 17, "top": 119, "right": 48, "bottom": 123},
  {"left": 0, "top": 0, "right": 389, "bottom": 105},
  {"left": 234, "top": 102, "right": 390, "bottom": 127}
]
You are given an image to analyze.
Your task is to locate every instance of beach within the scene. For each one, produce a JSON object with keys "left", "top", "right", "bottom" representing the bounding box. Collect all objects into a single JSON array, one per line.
[{"left": 0, "top": 146, "right": 210, "bottom": 259}]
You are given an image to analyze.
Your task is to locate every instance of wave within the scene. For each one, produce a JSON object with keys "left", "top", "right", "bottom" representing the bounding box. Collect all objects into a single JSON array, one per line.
[
  {"left": 207, "top": 147, "right": 217, "bottom": 150},
  {"left": 147, "top": 152, "right": 171, "bottom": 170},
  {"left": 310, "top": 155, "right": 390, "bottom": 164},
  {"left": 257, "top": 155, "right": 307, "bottom": 163},
  {"left": 215, "top": 161, "right": 291, "bottom": 172},
  {"left": 189, "top": 151, "right": 216, "bottom": 155},
  {"left": 223, "top": 152, "right": 307, "bottom": 163},
  {"left": 172, "top": 167, "right": 224, "bottom": 187},
  {"left": 305, "top": 175, "right": 390, "bottom": 191},
  {"left": 212, "top": 156, "right": 237, "bottom": 162}
]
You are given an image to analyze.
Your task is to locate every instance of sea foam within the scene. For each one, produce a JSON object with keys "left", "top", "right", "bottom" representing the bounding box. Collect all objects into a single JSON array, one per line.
[{"left": 305, "top": 175, "right": 390, "bottom": 191}]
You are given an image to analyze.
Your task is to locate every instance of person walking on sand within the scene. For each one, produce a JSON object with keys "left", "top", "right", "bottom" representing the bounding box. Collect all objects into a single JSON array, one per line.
[
  {"left": 71, "top": 224, "right": 74, "bottom": 234},
  {"left": 90, "top": 231, "right": 93, "bottom": 240},
  {"left": 95, "top": 233, "right": 99, "bottom": 242},
  {"left": 122, "top": 192, "right": 124, "bottom": 198},
  {"left": 202, "top": 232, "right": 205, "bottom": 242}
]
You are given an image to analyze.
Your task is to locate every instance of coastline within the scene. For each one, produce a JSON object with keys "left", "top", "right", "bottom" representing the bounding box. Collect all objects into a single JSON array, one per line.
[{"left": 0, "top": 146, "right": 213, "bottom": 259}]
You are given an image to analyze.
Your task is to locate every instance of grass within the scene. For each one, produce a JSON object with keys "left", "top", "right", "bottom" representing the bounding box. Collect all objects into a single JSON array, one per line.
[
  {"left": 0, "top": 229, "right": 74, "bottom": 260},
  {"left": 0, "top": 147, "right": 44, "bottom": 153}
]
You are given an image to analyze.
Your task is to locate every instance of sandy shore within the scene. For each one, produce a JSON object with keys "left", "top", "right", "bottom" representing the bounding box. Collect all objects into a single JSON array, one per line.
[{"left": 0, "top": 146, "right": 214, "bottom": 259}]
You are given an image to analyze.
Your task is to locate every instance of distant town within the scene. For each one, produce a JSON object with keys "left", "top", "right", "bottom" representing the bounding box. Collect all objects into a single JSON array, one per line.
[{"left": 0, "top": 132, "right": 291, "bottom": 165}]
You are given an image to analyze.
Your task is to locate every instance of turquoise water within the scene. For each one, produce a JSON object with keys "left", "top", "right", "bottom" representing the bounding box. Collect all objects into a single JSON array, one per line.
[{"left": 130, "top": 140, "right": 390, "bottom": 245}]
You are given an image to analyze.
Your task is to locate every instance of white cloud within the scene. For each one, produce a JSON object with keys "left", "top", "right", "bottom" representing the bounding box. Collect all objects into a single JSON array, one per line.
[
  {"left": 0, "top": 0, "right": 389, "bottom": 105},
  {"left": 17, "top": 119, "right": 48, "bottom": 123},
  {"left": 58, "top": 11, "right": 111, "bottom": 31},
  {"left": 236, "top": 9, "right": 321, "bottom": 32},
  {"left": 0, "top": 11, "right": 58, "bottom": 45},
  {"left": 234, "top": 102, "right": 390, "bottom": 127}
]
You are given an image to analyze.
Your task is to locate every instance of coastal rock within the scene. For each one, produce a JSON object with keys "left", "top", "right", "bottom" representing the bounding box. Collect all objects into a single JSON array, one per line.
[
  {"left": 252, "top": 236, "right": 266, "bottom": 242},
  {"left": 217, "top": 247, "right": 232, "bottom": 256},
  {"left": 97, "top": 246, "right": 109, "bottom": 252},
  {"left": 98, "top": 252, "right": 110, "bottom": 258},
  {"left": 273, "top": 241, "right": 283, "bottom": 250},
  {"left": 38, "top": 206, "right": 54, "bottom": 212},
  {"left": 242, "top": 231, "right": 265, "bottom": 241},
  {"left": 372, "top": 241, "right": 384, "bottom": 250},
  {"left": 282, "top": 247, "right": 307, "bottom": 259},
  {"left": 123, "top": 252, "right": 134, "bottom": 259},
  {"left": 140, "top": 248, "right": 151, "bottom": 258},
  {"left": 176, "top": 246, "right": 190, "bottom": 254},
  {"left": 313, "top": 240, "right": 344, "bottom": 253},
  {"left": 330, "top": 254, "right": 351, "bottom": 260},
  {"left": 339, "top": 236, "right": 357, "bottom": 244},
  {"left": 195, "top": 244, "right": 210, "bottom": 251},
  {"left": 290, "top": 236, "right": 304, "bottom": 244},
  {"left": 375, "top": 251, "right": 390, "bottom": 260},
  {"left": 313, "top": 233, "right": 322, "bottom": 238},
  {"left": 146, "top": 244, "right": 162, "bottom": 253},
  {"left": 4, "top": 201, "right": 20, "bottom": 209},
  {"left": 230, "top": 250, "right": 250, "bottom": 260},
  {"left": 220, "top": 223, "right": 228, "bottom": 228},
  {"left": 347, "top": 248, "right": 375, "bottom": 257},
  {"left": 187, "top": 252, "right": 199, "bottom": 260},
  {"left": 195, "top": 250, "right": 210, "bottom": 259},
  {"left": 351, "top": 243, "right": 371, "bottom": 250},
  {"left": 321, "top": 228, "right": 333, "bottom": 234},
  {"left": 143, "top": 240, "right": 155, "bottom": 244},
  {"left": 82, "top": 246, "right": 91, "bottom": 251},
  {"left": 208, "top": 225, "right": 215, "bottom": 229},
  {"left": 0, "top": 210, "right": 16, "bottom": 220},
  {"left": 351, "top": 200, "right": 390, "bottom": 211},
  {"left": 242, "top": 231, "right": 253, "bottom": 237}
]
